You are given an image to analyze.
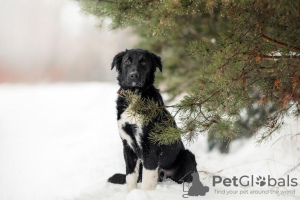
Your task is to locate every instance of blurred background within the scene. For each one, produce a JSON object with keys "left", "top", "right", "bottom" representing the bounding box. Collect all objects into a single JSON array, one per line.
[{"left": 0, "top": 0, "right": 137, "bottom": 83}]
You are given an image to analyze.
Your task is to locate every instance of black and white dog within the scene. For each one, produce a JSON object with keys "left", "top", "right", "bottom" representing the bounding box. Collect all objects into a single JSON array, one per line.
[{"left": 108, "top": 49, "right": 197, "bottom": 191}]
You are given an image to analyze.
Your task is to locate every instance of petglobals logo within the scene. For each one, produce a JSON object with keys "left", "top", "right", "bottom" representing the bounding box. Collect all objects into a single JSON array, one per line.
[
  {"left": 181, "top": 173, "right": 298, "bottom": 198},
  {"left": 212, "top": 175, "right": 298, "bottom": 187},
  {"left": 181, "top": 171, "right": 210, "bottom": 198}
]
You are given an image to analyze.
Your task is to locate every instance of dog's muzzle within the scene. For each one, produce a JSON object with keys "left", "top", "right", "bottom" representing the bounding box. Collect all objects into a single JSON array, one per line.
[{"left": 128, "top": 71, "right": 143, "bottom": 87}]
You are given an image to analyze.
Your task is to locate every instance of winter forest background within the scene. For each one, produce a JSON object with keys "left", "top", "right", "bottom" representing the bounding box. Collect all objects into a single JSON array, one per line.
[{"left": 0, "top": 0, "right": 300, "bottom": 200}]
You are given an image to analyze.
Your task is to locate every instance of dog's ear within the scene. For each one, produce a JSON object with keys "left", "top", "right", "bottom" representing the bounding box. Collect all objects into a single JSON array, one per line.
[
  {"left": 150, "top": 52, "right": 162, "bottom": 72},
  {"left": 111, "top": 51, "right": 126, "bottom": 71}
]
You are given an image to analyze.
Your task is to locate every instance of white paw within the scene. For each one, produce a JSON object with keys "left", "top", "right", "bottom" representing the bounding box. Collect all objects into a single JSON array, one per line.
[
  {"left": 126, "top": 159, "right": 140, "bottom": 192},
  {"left": 141, "top": 167, "right": 158, "bottom": 191},
  {"left": 126, "top": 173, "right": 138, "bottom": 191}
]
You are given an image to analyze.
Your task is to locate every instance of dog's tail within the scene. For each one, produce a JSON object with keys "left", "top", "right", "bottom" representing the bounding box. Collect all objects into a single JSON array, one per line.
[{"left": 108, "top": 173, "right": 126, "bottom": 184}]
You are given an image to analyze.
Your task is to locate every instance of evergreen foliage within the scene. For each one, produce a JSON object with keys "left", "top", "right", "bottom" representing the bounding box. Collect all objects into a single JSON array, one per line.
[{"left": 79, "top": 0, "right": 300, "bottom": 149}]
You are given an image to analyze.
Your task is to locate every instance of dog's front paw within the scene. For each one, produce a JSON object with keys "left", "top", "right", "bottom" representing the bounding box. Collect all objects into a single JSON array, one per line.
[
  {"left": 127, "top": 184, "right": 137, "bottom": 191},
  {"left": 141, "top": 167, "right": 158, "bottom": 191},
  {"left": 126, "top": 174, "right": 138, "bottom": 191},
  {"left": 141, "top": 182, "right": 157, "bottom": 191}
]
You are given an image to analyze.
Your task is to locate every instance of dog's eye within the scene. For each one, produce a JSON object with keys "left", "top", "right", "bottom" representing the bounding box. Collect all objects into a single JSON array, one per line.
[
  {"left": 125, "top": 60, "right": 131, "bottom": 66},
  {"left": 141, "top": 61, "right": 147, "bottom": 66}
]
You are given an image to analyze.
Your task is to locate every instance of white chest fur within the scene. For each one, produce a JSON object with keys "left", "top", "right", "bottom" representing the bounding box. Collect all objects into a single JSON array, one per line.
[{"left": 117, "top": 103, "right": 144, "bottom": 151}]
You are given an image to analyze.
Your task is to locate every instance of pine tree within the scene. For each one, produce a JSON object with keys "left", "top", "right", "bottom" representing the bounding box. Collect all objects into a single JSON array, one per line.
[{"left": 79, "top": 0, "right": 300, "bottom": 150}]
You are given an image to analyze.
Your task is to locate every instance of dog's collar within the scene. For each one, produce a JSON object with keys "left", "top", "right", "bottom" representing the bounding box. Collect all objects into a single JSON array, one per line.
[
  {"left": 117, "top": 88, "right": 128, "bottom": 96},
  {"left": 117, "top": 85, "right": 152, "bottom": 96}
]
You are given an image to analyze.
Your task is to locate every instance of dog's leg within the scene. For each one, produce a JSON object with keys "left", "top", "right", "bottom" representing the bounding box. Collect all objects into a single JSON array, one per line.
[
  {"left": 141, "top": 166, "right": 158, "bottom": 190},
  {"left": 141, "top": 153, "right": 159, "bottom": 190},
  {"left": 126, "top": 158, "right": 140, "bottom": 191},
  {"left": 123, "top": 141, "right": 140, "bottom": 191}
]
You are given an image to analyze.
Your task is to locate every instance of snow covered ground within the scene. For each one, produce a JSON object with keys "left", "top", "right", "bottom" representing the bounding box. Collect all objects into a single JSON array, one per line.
[{"left": 0, "top": 83, "right": 299, "bottom": 200}]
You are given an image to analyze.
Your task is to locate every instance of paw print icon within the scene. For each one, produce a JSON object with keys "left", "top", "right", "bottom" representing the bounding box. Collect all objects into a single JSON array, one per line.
[{"left": 256, "top": 176, "right": 266, "bottom": 186}]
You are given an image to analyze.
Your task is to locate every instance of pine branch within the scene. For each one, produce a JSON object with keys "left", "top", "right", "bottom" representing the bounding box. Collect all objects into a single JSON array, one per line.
[{"left": 95, "top": 0, "right": 115, "bottom": 3}]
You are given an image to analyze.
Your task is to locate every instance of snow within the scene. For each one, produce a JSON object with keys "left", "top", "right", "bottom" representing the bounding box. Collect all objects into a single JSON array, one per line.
[{"left": 0, "top": 83, "right": 299, "bottom": 200}]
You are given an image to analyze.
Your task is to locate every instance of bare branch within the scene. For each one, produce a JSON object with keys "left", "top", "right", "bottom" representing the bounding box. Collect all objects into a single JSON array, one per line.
[
  {"left": 259, "top": 55, "right": 300, "bottom": 60},
  {"left": 298, "top": 0, "right": 300, "bottom": 17},
  {"left": 262, "top": 34, "right": 300, "bottom": 52}
]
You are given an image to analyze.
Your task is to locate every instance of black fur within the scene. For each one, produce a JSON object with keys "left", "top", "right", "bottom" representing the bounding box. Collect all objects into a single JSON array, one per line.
[{"left": 108, "top": 49, "right": 197, "bottom": 187}]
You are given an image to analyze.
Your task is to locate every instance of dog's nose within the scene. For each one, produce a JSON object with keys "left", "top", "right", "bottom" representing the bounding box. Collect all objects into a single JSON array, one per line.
[{"left": 130, "top": 71, "right": 139, "bottom": 79}]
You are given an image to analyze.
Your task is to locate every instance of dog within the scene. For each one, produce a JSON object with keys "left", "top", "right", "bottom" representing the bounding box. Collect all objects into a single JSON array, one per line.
[{"left": 108, "top": 49, "right": 197, "bottom": 191}]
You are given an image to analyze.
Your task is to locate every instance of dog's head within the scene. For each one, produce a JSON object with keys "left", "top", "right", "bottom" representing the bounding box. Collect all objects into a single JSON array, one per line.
[{"left": 111, "top": 49, "right": 162, "bottom": 90}]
